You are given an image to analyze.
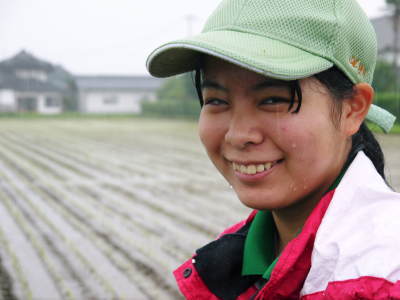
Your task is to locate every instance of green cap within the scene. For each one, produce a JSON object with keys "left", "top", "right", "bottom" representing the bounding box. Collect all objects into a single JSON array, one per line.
[{"left": 146, "top": 0, "right": 396, "bottom": 132}]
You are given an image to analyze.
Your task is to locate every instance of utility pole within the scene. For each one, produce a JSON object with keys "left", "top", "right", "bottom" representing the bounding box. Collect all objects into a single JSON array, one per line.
[
  {"left": 393, "top": 7, "right": 400, "bottom": 70},
  {"left": 386, "top": 0, "right": 400, "bottom": 70},
  {"left": 184, "top": 14, "right": 196, "bottom": 37}
]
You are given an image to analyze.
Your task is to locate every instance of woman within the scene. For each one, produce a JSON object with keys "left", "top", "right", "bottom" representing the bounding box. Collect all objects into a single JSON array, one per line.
[{"left": 147, "top": 0, "right": 400, "bottom": 298}]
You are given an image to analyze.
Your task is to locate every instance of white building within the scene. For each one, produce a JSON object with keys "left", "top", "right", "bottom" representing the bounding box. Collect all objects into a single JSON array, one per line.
[
  {"left": 75, "top": 76, "right": 162, "bottom": 114},
  {"left": 0, "top": 51, "right": 66, "bottom": 114},
  {"left": 0, "top": 51, "right": 164, "bottom": 115}
]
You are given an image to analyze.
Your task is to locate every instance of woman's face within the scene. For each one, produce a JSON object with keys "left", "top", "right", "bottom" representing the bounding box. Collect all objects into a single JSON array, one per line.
[{"left": 198, "top": 57, "right": 352, "bottom": 211}]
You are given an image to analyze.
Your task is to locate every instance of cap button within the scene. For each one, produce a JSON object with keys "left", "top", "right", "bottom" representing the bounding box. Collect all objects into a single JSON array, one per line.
[{"left": 183, "top": 267, "right": 192, "bottom": 278}]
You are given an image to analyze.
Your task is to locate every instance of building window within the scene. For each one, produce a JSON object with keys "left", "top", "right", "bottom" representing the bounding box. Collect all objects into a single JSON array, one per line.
[
  {"left": 17, "top": 97, "right": 37, "bottom": 112},
  {"left": 103, "top": 96, "right": 119, "bottom": 105},
  {"left": 45, "top": 97, "right": 60, "bottom": 107},
  {"left": 16, "top": 70, "right": 47, "bottom": 81}
]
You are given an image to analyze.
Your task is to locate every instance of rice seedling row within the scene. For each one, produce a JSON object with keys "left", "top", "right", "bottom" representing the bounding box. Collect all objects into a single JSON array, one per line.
[
  {"left": 3, "top": 178, "right": 119, "bottom": 299},
  {"left": 0, "top": 185, "right": 73, "bottom": 299},
  {"left": 32, "top": 184, "right": 181, "bottom": 300}
]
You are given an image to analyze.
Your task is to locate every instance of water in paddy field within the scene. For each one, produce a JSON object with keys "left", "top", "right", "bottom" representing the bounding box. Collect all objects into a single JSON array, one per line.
[
  {"left": 0, "top": 118, "right": 398, "bottom": 299},
  {"left": 0, "top": 118, "right": 249, "bottom": 300}
]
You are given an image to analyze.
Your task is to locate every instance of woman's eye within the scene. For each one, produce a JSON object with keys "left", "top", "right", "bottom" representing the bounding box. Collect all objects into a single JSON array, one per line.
[
  {"left": 260, "top": 97, "right": 291, "bottom": 105},
  {"left": 204, "top": 98, "right": 228, "bottom": 106}
]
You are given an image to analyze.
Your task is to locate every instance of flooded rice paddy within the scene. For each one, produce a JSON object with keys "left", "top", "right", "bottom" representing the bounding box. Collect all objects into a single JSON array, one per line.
[{"left": 0, "top": 118, "right": 398, "bottom": 300}]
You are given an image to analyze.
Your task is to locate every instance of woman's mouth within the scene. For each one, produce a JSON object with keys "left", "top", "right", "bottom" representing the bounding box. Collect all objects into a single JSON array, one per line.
[
  {"left": 232, "top": 160, "right": 282, "bottom": 175},
  {"left": 231, "top": 160, "right": 283, "bottom": 181}
]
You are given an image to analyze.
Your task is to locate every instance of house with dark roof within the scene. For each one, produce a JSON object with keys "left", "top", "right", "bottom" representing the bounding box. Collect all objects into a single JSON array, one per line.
[
  {"left": 75, "top": 75, "right": 162, "bottom": 114},
  {"left": 0, "top": 50, "right": 163, "bottom": 114},
  {"left": 0, "top": 50, "right": 70, "bottom": 113}
]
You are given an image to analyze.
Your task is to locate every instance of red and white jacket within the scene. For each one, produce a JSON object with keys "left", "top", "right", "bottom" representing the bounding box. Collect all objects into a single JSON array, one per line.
[{"left": 174, "top": 152, "right": 400, "bottom": 299}]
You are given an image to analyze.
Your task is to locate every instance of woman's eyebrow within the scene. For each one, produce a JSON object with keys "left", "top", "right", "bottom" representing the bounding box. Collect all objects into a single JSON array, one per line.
[
  {"left": 201, "top": 79, "right": 291, "bottom": 92},
  {"left": 252, "top": 79, "right": 292, "bottom": 91},
  {"left": 201, "top": 80, "right": 228, "bottom": 92}
]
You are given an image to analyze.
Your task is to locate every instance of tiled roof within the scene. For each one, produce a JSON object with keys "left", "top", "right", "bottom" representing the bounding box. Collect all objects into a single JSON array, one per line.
[
  {"left": 0, "top": 73, "right": 65, "bottom": 92},
  {"left": 0, "top": 50, "right": 54, "bottom": 72},
  {"left": 0, "top": 51, "right": 73, "bottom": 93}
]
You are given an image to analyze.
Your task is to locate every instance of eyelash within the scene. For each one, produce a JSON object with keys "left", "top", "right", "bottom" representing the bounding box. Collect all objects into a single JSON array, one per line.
[
  {"left": 259, "top": 97, "right": 291, "bottom": 105},
  {"left": 203, "top": 97, "right": 291, "bottom": 107},
  {"left": 204, "top": 98, "right": 228, "bottom": 106}
]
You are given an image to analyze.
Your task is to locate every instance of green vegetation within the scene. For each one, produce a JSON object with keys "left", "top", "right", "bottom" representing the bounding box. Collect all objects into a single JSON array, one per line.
[
  {"left": 141, "top": 99, "right": 200, "bottom": 119},
  {"left": 372, "top": 60, "right": 399, "bottom": 93},
  {"left": 368, "top": 122, "right": 400, "bottom": 134},
  {"left": 374, "top": 93, "right": 400, "bottom": 125},
  {"left": 142, "top": 73, "right": 200, "bottom": 119},
  {"left": 155, "top": 73, "right": 198, "bottom": 100},
  {"left": 63, "top": 78, "right": 79, "bottom": 112}
]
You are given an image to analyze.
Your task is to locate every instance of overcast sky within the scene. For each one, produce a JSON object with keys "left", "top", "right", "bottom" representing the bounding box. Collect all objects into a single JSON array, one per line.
[{"left": 0, "top": 0, "right": 390, "bottom": 76}]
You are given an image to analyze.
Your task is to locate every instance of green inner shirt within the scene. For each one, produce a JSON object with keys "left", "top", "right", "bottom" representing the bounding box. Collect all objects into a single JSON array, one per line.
[{"left": 241, "top": 166, "right": 348, "bottom": 280}]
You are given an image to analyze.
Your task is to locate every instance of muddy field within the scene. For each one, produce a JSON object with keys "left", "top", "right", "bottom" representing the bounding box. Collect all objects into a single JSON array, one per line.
[{"left": 0, "top": 118, "right": 398, "bottom": 300}]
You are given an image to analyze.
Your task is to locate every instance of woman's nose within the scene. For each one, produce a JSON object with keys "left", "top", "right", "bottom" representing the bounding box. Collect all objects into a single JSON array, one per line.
[{"left": 224, "top": 113, "right": 264, "bottom": 149}]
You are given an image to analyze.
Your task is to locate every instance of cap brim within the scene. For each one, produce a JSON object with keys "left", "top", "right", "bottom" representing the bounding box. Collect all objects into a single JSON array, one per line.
[{"left": 147, "top": 30, "right": 333, "bottom": 79}]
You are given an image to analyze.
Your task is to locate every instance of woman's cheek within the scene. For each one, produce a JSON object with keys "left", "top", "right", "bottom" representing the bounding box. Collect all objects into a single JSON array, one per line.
[
  {"left": 198, "top": 114, "right": 223, "bottom": 153},
  {"left": 279, "top": 125, "right": 288, "bottom": 132},
  {"left": 198, "top": 111, "right": 210, "bottom": 144},
  {"left": 278, "top": 123, "right": 319, "bottom": 168}
]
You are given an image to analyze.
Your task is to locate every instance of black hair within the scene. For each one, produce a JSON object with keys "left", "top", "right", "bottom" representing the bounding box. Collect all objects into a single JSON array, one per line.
[
  {"left": 314, "top": 67, "right": 386, "bottom": 180},
  {"left": 194, "top": 65, "right": 386, "bottom": 180}
]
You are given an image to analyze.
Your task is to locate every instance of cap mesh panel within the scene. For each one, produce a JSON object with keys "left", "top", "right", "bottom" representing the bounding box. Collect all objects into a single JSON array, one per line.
[{"left": 148, "top": 0, "right": 377, "bottom": 84}]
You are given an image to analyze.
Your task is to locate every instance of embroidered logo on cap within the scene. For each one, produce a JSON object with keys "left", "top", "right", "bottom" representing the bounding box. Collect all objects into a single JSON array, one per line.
[{"left": 350, "top": 57, "right": 366, "bottom": 76}]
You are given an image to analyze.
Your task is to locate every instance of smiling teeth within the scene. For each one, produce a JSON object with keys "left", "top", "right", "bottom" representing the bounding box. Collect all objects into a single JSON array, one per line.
[{"left": 233, "top": 162, "right": 274, "bottom": 175}]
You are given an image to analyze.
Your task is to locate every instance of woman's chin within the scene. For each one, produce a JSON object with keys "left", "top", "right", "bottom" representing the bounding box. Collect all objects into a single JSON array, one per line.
[{"left": 237, "top": 192, "right": 288, "bottom": 211}]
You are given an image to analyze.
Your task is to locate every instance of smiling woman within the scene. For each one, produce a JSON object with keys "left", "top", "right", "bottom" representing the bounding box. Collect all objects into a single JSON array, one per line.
[
  {"left": 198, "top": 58, "right": 355, "bottom": 213},
  {"left": 146, "top": 0, "right": 400, "bottom": 299}
]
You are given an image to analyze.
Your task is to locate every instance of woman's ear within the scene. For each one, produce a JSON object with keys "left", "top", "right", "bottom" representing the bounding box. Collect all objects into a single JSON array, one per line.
[{"left": 341, "top": 83, "right": 374, "bottom": 136}]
